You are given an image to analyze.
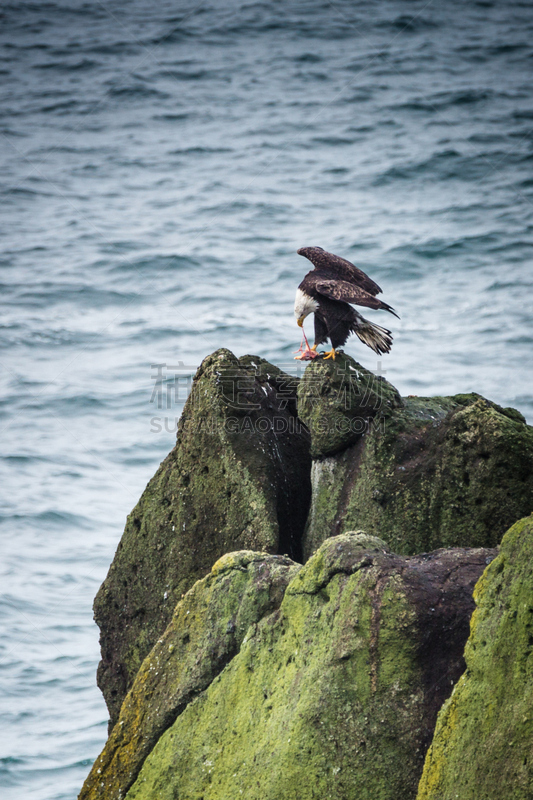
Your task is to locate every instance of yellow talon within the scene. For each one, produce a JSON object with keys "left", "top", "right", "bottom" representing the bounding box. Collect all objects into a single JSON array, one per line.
[
  {"left": 323, "top": 348, "right": 336, "bottom": 360},
  {"left": 311, "top": 344, "right": 317, "bottom": 351}
]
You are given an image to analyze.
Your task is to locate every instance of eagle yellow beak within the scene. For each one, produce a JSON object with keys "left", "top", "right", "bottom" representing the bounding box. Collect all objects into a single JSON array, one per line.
[{"left": 297, "top": 317, "right": 304, "bottom": 327}]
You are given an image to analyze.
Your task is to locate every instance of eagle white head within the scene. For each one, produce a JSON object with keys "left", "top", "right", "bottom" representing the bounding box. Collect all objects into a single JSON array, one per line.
[{"left": 294, "top": 287, "right": 319, "bottom": 327}]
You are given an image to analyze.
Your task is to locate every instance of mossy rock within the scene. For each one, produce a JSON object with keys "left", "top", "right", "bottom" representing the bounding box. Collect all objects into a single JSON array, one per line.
[
  {"left": 122, "top": 533, "right": 494, "bottom": 800},
  {"left": 80, "top": 552, "right": 298, "bottom": 800},
  {"left": 297, "top": 353, "right": 402, "bottom": 458},
  {"left": 94, "top": 349, "right": 311, "bottom": 727},
  {"left": 417, "top": 514, "right": 533, "bottom": 800},
  {"left": 304, "top": 392, "right": 533, "bottom": 559}
]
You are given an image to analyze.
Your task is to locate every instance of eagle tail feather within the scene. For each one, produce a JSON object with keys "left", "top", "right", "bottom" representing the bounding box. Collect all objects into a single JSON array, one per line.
[{"left": 353, "top": 319, "right": 393, "bottom": 355}]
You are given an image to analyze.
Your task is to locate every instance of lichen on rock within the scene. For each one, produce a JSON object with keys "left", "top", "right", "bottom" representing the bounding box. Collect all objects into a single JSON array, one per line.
[
  {"left": 297, "top": 352, "right": 402, "bottom": 458},
  {"left": 417, "top": 514, "right": 533, "bottom": 800},
  {"left": 121, "top": 533, "right": 494, "bottom": 800},
  {"left": 80, "top": 551, "right": 298, "bottom": 800},
  {"left": 94, "top": 349, "right": 311, "bottom": 727}
]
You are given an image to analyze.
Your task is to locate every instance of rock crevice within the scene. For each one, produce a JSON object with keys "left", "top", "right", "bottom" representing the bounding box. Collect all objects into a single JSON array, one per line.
[{"left": 94, "top": 349, "right": 311, "bottom": 727}]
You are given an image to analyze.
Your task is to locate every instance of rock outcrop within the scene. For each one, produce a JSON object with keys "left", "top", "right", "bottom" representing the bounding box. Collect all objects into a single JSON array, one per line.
[
  {"left": 417, "top": 514, "right": 533, "bottom": 800},
  {"left": 84, "top": 347, "right": 533, "bottom": 800},
  {"left": 94, "top": 350, "right": 311, "bottom": 726},
  {"left": 80, "top": 533, "right": 495, "bottom": 800},
  {"left": 296, "top": 354, "right": 402, "bottom": 458},
  {"left": 299, "top": 354, "right": 533, "bottom": 560},
  {"left": 81, "top": 551, "right": 298, "bottom": 800}
]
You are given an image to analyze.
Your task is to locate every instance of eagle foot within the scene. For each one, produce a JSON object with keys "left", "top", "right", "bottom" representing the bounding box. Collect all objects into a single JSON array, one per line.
[{"left": 322, "top": 348, "right": 336, "bottom": 360}]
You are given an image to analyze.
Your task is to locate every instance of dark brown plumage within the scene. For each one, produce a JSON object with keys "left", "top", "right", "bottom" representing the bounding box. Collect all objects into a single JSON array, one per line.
[{"left": 294, "top": 246, "right": 399, "bottom": 359}]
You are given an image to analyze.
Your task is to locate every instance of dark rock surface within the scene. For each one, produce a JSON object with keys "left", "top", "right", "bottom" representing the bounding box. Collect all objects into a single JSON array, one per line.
[
  {"left": 418, "top": 514, "right": 533, "bottom": 800},
  {"left": 94, "top": 349, "right": 311, "bottom": 727}
]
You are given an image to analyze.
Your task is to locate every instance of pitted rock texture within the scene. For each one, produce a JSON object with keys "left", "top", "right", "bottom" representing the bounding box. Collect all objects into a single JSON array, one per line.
[
  {"left": 80, "top": 552, "right": 298, "bottom": 800},
  {"left": 302, "top": 370, "right": 533, "bottom": 559},
  {"left": 94, "top": 349, "right": 311, "bottom": 727},
  {"left": 297, "top": 352, "right": 402, "bottom": 458}
]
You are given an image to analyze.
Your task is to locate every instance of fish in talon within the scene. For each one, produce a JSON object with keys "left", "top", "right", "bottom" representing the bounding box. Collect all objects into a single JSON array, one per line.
[{"left": 294, "top": 323, "right": 320, "bottom": 360}]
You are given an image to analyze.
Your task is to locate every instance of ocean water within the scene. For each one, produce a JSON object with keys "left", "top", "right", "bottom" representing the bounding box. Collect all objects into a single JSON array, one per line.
[{"left": 1, "top": 1, "right": 532, "bottom": 797}]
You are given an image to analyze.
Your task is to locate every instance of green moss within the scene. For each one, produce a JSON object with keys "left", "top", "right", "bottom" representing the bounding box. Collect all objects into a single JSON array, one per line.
[
  {"left": 304, "top": 393, "right": 533, "bottom": 559},
  {"left": 287, "top": 531, "right": 391, "bottom": 595},
  {"left": 94, "top": 349, "right": 311, "bottom": 726},
  {"left": 123, "top": 533, "right": 490, "bottom": 800},
  {"left": 297, "top": 353, "right": 402, "bottom": 458},
  {"left": 79, "top": 552, "right": 299, "bottom": 800},
  {"left": 417, "top": 514, "right": 533, "bottom": 800}
]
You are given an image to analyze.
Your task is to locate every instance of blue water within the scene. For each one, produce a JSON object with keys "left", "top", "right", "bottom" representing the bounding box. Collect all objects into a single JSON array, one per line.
[{"left": 1, "top": 1, "right": 532, "bottom": 797}]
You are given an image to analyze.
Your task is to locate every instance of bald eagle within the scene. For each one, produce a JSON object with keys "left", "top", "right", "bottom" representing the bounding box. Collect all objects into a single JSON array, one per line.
[{"left": 294, "top": 246, "right": 399, "bottom": 361}]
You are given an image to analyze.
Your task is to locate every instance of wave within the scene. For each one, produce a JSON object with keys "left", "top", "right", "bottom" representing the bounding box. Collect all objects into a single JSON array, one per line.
[
  {"left": 0, "top": 324, "right": 108, "bottom": 348},
  {"left": 0, "top": 283, "right": 143, "bottom": 309},
  {"left": 106, "top": 85, "right": 171, "bottom": 100},
  {"left": 107, "top": 254, "right": 201, "bottom": 274},
  {"left": 152, "top": 112, "right": 191, "bottom": 122},
  {"left": 388, "top": 234, "right": 501, "bottom": 260},
  {"left": 372, "top": 148, "right": 521, "bottom": 185},
  {"left": 168, "top": 146, "right": 233, "bottom": 155},
  {"left": 389, "top": 88, "right": 498, "bottom": 114},
  {"left": 31, "top": 59, "right": 99, "bottom": 72},
  {"left": 486, "top": 280, "right": 533, "bottom": 292},
  {"left": 149, "top": 8, "right": 364, "bottom": 44},
  {"left": 0, "top": 186, "right": 56, "bottom": 198},
  {"left": 84, "top": 42, "right": 142, "bottom": 56},
  {"left": 151, "top": 68, "right": 214, "bottom": 81},
  {"left": 376, "top": 14, "right": 439, "bottom": 33},
  {"left": 311, "top": 136, "right": 355, "bottom": 146},
  {"left": 0, "top": 510, "right": 93, "bottom": 530}
]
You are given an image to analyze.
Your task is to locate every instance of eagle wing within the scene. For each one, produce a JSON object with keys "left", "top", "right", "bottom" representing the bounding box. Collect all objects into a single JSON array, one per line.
[
  {"left": 315, "top": 279, "right": 400, "bottom": 318},
  {"left": 299, "top": 247, "right": 382, "bottom": 295}
]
